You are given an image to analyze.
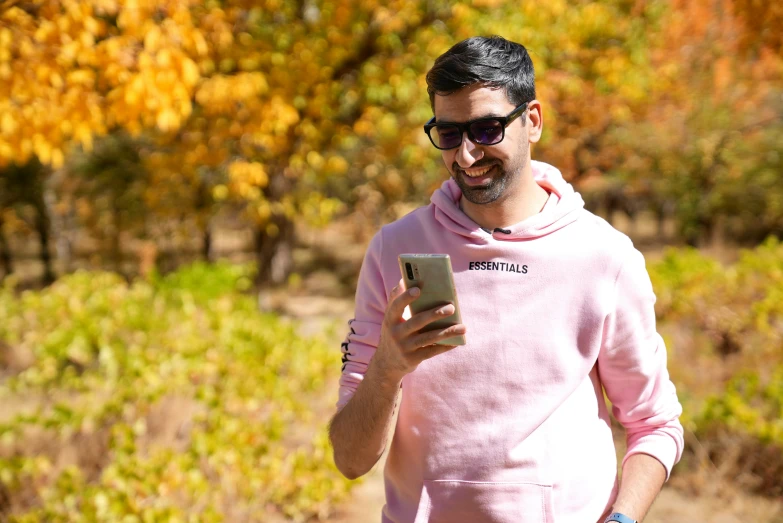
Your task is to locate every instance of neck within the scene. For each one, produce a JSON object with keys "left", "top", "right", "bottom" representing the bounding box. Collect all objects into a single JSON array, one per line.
[{"left": 459, "top": 162, "right": 550, "bottom": 230}]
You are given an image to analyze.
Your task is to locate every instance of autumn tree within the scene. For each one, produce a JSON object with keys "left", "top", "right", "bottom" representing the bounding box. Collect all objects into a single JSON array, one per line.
[
  {"left": 0, "top": 0, "right": 457, "bottom": 282},
  {"left": 2, "top": 0, "right": 781, "bottom": 284},
  {"left": 605, "top": 0, "right": 783, "bottom": 245}
]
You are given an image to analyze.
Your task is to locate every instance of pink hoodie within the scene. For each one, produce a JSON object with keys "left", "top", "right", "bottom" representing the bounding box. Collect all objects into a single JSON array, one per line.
[{"left": 337, "top": 161, "right": 684, "bottom": 523}]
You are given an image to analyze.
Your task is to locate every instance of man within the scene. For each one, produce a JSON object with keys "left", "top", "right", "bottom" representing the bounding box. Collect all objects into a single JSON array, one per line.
[{"left": 328, "top": 36, "right": 683, "bottom": 523}]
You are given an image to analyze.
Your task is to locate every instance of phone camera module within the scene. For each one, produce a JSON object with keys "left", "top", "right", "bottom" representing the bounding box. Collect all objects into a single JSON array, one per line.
[{"left": 405, "top": 263, "right": 414, "bottom": 281}]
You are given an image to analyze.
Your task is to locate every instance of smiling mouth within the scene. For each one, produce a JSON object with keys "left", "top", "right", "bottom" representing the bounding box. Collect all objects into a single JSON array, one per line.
[{"left": 462, "top": 165, "right": 496, "bottom": 178}]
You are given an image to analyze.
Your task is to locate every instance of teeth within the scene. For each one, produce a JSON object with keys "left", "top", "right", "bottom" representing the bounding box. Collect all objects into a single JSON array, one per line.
[{"left": 464, "top": 166, "right": 493, "bottom": 177}]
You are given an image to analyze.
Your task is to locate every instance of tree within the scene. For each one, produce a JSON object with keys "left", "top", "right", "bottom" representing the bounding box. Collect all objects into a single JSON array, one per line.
[
  {"left": 65, "top": 132, "right": 150, "bottom": 275},
  {"left": 606, "top": 0, "right": 783, "bottom": 245},
  {"left": 0, "top": 158, "right": 55, "bottom": 284},
  {"left": 0, "top": 0, "right": 456, "bottom": 283},
  {"left": 2, "top": 0, "right": 781, "bottom": 283}
]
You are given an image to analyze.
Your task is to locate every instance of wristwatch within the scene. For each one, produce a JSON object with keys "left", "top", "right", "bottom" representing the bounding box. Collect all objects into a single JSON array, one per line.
[{"left": 604, "top": 513, "right": 637, "bottom": 523}]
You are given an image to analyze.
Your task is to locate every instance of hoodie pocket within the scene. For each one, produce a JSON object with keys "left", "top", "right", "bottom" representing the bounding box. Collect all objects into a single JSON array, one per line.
[{"left": 413, "top": 479, "right": 553, "bottom": 523}]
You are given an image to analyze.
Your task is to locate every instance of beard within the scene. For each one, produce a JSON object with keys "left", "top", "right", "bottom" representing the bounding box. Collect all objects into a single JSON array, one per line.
[
  {"left": 452, "top": 143, "right": 528, "bottom": 205},
  {"left": 452, "top": 162, "right": 508, "bottom": 204}
]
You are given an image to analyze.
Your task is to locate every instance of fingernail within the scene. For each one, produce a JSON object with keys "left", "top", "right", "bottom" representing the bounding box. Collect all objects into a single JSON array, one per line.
[
  {"left": 409, "top": 287, "right": 420, "bottom": 296},
  {"left": 438, "top": 305, "right": 454, "bottom": 315}
]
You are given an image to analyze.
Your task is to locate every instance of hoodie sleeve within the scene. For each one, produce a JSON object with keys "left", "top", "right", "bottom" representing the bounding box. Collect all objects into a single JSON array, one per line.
[
  {"left": 598, "top": 245, "right": 684, "bottom": 480},
  {"left": 336, "top": 230, "right": 388, "bottom": 411}
]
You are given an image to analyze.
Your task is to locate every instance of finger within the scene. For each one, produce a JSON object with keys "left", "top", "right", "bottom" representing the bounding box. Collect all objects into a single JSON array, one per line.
[
  {"left": 388, "top": 279, "right": 406, "bottom": 301},
  {"left": 385, "top": 280, "right": 407, "bottom": 320},
  {"left": 398, "top": 302, "right": 455, "bottom": 337},
  {"left": 387, "top": 285, "right": 421, "bottom": 323},
  {"left": 405, "top": 324, "right": 466, "bottom": 351},
  {"left": 413, "top": 343, "right": 459, "bottom": 362}
]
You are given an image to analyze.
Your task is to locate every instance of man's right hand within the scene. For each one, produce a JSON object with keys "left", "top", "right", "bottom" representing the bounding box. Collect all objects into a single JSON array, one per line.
[{"left": 372, "top": 279, "right": 467, "bottom": 381}]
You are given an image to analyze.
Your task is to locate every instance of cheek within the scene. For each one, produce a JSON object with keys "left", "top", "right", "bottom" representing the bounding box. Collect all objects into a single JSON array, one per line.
[
  {"left": 497, "top": 139, "right": 522, "bottom": 162},
  {"left": 442, "top": 151, "right": 455, "bottom": 171}
]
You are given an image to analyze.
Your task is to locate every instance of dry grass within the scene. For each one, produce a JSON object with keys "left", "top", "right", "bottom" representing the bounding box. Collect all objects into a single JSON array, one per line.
[
  {"left": 0, "top": 423, "right": 112, "bottom": 514},
  {"left": 0, "top": 387, "right": 207, "bottom": 513}
]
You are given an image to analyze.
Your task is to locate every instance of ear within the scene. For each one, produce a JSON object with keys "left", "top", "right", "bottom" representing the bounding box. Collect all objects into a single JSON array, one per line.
[{"left": 526, "top": 100, "right": 543, "bottom": 144}]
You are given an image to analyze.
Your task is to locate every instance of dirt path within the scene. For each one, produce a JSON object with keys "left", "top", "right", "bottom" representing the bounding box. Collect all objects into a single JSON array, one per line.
[
  {"left": 647, "top": 488, "right": 783, "bottom": 522},
  {"left": 327, "top": 451, "right": 389, "bottom": 522}
]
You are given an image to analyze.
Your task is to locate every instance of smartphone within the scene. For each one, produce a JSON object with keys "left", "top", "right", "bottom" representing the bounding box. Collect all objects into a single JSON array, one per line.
[{"left": 398, "top": 254, "right": 466, "bottom": 346}]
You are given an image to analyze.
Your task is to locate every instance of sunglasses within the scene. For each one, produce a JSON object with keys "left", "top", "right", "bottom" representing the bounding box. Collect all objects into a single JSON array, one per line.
[{"left": 423, "top": 102, "right": 529, "bottom": 150}]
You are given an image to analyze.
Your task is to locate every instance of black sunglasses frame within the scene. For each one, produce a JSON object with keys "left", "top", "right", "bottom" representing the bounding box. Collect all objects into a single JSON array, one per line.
[{"left": 423, "top": 102, "right": 529, "bottom": 150}]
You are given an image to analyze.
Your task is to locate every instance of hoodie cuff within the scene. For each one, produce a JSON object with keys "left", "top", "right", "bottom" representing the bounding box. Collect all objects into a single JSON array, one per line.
[{"left": 621, "top": 433, "right": 679, "bottom": 481}]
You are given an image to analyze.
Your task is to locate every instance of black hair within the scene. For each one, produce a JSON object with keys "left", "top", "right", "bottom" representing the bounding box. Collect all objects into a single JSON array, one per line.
[{"left": 426, "top": 36, "right": 536, "bottom": 110}]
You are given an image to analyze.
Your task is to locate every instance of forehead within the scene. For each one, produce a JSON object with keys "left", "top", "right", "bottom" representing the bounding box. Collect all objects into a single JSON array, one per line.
[{"left": 433, "top": 84, "right": 515, "bottom": 122}]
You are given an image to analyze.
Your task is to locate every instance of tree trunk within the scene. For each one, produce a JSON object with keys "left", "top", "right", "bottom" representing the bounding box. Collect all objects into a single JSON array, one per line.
[
  {"left": 194, "top": 180, "right": 213, "bottom": 263},
  {"left": 31, "top": 196, "right": 55, "bottom": 286},
  {"left": 684, "top": 217, "right": 713, "bottom": 248},
  {"left": 656, "top": 205, "right": 666, "bottom": 240},
  {"left": 203, "top": 224, "right": 212, "bottom": 262},
  {"left": 701, "top": 217, "right": 716, "bottom": 247},
  {"left": 45, "top": 173, "right": 74, "bottom": 275},
  {"left": 111, "top": 203, "right": 123, "bottom": 276},
  {"left": 254, "top": 215, "right": 294, "bottom": 286},
  {"left": 604, "top": 192, "right": 616, "bottom": 226},
  {"left": 0, "top": 213, "right": 12, "bottom": 277}
]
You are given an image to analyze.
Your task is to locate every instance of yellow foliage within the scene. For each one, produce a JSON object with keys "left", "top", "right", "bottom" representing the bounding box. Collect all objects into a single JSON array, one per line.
[
  {"left": 212, "top": 184, "right": 229, "bottom": 200},
  {"left": 326, "top": 155, "right": 349, "bottom": 175},
  {"left": 0, "top": 113, "right": 17, "bottom": 136},
  {"left": 306, "top": 151, "right": 324, "bottom": 170},
  {"left": 228, "top": 161, "right": 269, "bottom": 189},
  {"left": 256, "top": 201, "right": 271, "bottom": 222},
  {"left": 0, "top": 140, "right": 12, "bottom": 161},
  {"left": 156, "top": 109, "right": 180, "bottom": 132}
]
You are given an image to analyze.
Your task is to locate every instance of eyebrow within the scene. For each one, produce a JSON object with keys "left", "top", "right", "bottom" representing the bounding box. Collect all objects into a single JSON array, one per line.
[{"left": 435, "top": 113, "right": 502, "bottom": 124}]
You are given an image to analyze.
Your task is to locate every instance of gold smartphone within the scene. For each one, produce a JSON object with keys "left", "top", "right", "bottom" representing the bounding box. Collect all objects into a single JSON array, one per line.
[{"left": 398, "top": 254, "right": 466, "bottom": 346}]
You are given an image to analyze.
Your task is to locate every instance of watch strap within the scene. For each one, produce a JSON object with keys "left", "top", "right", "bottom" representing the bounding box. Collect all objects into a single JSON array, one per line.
[{"left": 604, "top": 513, "right": 637, "bottom": 523}]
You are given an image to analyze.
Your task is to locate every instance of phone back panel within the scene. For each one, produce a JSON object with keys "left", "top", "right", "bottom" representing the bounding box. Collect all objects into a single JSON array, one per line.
[{"left": 398, "top": 254, "right": 466, "bottom": 345}]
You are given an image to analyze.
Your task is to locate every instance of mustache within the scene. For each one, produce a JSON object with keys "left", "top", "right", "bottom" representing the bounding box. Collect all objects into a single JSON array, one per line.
[{"left": 453, "top": 161, "right": 499, "bottom": 173}]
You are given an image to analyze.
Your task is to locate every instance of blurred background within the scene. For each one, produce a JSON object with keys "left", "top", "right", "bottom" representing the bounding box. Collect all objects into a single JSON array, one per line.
[{"left": 0, "top": 0, "right": 782, "bottom": 521}]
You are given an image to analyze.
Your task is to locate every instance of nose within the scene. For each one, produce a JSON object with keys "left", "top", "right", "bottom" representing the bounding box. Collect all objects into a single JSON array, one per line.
[{"left": 454, "top": 131, "right": 483, "bottom": 168}]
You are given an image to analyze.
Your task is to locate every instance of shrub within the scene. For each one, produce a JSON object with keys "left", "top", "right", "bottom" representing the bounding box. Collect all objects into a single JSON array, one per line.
[{"left": 0, "top": 263, "right": 352, "bottom": 522}]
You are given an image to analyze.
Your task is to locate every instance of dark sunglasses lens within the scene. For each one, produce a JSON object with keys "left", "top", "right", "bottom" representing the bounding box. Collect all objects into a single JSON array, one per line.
[
  {"left": 433, "top": 125, "right": 461, "bottom": 149},
  {"left": 470, "top": 120, "right": 504, "bottom": 145}
]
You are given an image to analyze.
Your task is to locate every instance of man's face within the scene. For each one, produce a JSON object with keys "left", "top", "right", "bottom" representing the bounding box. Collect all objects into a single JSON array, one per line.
[{"left": 433, "top": 84, "right": 529, "bottom": 205}]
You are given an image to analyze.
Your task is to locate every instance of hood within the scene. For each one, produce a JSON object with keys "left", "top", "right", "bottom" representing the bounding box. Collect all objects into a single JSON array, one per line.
[{"left": 430, "top": 160, "right": 585, "bottom": 241}]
